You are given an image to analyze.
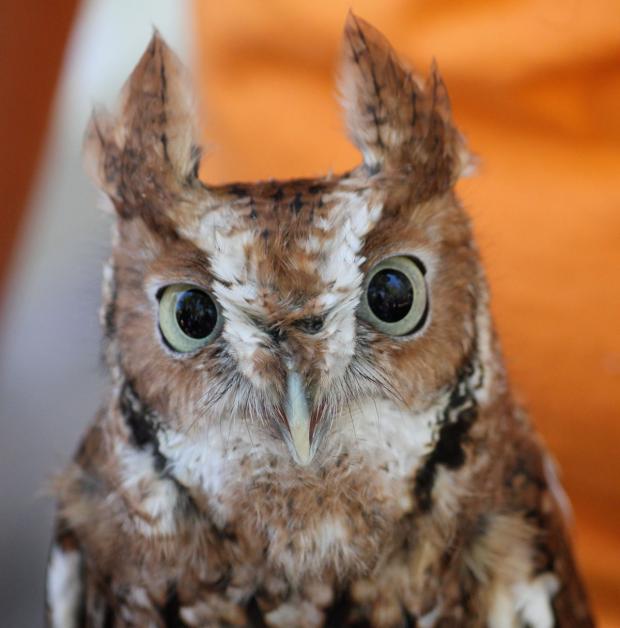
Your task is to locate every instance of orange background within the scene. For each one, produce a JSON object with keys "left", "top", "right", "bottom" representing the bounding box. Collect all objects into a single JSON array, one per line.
[
  {"left": 192, "top": 1, "right": 620, "bottom": 624},
  {"left": 0, "top": 0, "right": 79, "bottom": 306},
  {"left": 2, "top": 0, "right": 618, "bottom": 624}
]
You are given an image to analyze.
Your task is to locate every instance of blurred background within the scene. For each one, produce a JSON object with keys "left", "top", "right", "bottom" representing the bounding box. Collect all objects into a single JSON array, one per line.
[{"left": 0, "top": 0, "right": 618, "bottom": 626}]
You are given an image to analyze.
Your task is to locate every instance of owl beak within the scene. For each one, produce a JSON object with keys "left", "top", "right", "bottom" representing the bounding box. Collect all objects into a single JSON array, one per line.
[{"left": 284, "top": 369, "right": 313, "bottom": 465}]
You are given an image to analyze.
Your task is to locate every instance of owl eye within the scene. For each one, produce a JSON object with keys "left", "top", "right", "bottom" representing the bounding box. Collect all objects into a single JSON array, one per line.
[
  {"left": 359, "top": 256, "right": 428, "bottom": 336},
  {"left": 158, "top": 284, "right": 222, "bottom": 353}
]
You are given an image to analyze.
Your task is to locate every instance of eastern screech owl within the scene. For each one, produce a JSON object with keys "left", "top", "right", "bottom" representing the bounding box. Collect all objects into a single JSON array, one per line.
[{"left": 47, "top": 13, "right": 593, "bottom": 628}]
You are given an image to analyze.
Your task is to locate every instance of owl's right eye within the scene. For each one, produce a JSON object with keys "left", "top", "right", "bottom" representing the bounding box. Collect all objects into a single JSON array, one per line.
[
  {"left": 359, "top": 256, "right": 428, "bottom": 336},
  {"left": 157, "top": 284, "right": 222, "bottom": 353}
]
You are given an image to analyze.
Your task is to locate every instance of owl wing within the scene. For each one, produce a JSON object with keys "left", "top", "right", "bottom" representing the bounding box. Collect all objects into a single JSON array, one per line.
[
  {"left": 506, "top": 434, "right": 594, "bottom": 627},
  {"left": 541, "top": 478, "right": 594, "bottom": 626}
]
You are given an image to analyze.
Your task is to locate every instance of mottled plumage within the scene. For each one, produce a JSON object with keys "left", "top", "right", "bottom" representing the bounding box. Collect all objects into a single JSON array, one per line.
[{"left": 47, "top": 14, "right": 593, "bottom": 627}]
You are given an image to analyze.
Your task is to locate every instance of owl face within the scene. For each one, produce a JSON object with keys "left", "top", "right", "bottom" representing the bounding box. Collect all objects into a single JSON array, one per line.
[{"left": 88, "top": 15, "right": 479, "bottom": 468}]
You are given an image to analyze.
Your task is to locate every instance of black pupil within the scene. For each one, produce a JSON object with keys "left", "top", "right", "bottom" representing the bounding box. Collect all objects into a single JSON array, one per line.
[
  {"left": 367, "top": 269, "right": 414, "bottom": 323},
  {"left": 175, "top": 289, "right": 217, "bottom": 339}
]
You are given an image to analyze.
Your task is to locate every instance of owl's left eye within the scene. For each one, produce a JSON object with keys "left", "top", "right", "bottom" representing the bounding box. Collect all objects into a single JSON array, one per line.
[
  {"left": 359, "top": 256, "right": 428, "bottom": 336},
  {"left": 158, "top": 284, "right": 222, "bottom": 353}
]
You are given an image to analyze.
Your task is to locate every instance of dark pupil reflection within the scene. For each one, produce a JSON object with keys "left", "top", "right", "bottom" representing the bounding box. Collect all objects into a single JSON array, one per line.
[
  {"left": 367, "top": 269, "right": 414, "bottom": 323},
  {"left": 175, "top": 290, "right": 217, "bottom": 339}
]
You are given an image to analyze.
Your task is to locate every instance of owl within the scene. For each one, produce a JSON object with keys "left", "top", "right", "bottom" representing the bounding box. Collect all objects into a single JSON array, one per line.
[{"left": 46, "top": 13, "right": 593, "bottom": 628}]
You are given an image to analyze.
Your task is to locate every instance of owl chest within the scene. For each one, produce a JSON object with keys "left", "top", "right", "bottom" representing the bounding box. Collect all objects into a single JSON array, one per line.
[
  {"left": 118, "top": 398, "right": 445, "bottom": 583},
  {"left": 73, "top": 394, "right": 565, "bottom": 627}
]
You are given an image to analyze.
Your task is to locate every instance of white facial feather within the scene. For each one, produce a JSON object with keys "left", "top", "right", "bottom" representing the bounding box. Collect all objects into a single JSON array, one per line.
[
  {"left": 316, "top": 190, "right": 381, "bottom": 293},
  {"left": 179, "top": 205, "right": 274, "bottom": 385},
  {"left": 314, "top": 191, "right": 382, "bottom": 378}
]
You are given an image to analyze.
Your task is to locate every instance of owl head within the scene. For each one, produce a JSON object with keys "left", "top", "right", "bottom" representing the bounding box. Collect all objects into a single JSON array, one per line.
[{"left": 86, "top": 14, "right": 483, "bottom": 468}]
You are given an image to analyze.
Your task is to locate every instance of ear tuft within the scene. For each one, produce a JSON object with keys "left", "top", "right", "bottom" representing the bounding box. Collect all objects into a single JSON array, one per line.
[
  {"left": 83, "top": 31, "right": 202, "bottom": 214},
  {"left": 340, "top": 13, "right": 471, "bottom": 185},
  {"left": 84, "top": 107, "right": 123, "bottom": 205}
]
